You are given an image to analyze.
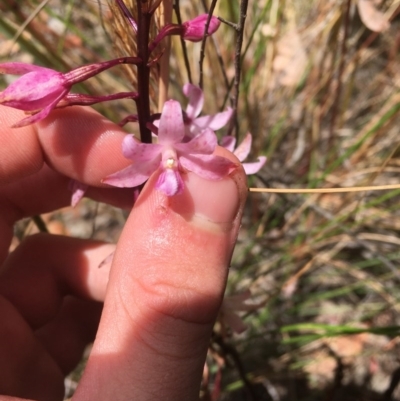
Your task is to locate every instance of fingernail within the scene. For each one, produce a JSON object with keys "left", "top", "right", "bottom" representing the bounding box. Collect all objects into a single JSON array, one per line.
[{"left": 170, "top": 171, "right": 241, "bottom": 227}]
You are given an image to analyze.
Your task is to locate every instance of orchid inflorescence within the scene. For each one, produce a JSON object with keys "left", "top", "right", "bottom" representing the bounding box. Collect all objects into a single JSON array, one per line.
[{"left": 0, "top": 1, "right": 265, "bottom": 203}]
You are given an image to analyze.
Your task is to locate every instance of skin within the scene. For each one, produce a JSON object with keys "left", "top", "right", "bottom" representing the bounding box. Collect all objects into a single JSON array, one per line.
[{"left": 0, "top": 105, "right": 247, "bottom": 401}]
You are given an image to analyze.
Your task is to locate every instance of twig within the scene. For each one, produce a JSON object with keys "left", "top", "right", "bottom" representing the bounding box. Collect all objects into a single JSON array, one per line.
[
  {"left": 199, "top": 0, "right": 219, "bottom": 89},
  {"left": 9, "top": 0, "right": 51, "bottom": 54},
  {"left": 249, "top": 184, "right": 400, "bottom": 193},
  {"left": 212, "top": 333, "right": 257, "bottom": 401},
  {"left": 227, "top": 0, "right": 249, "bottom": 139},
  {"left": 157, "top": 0, "right": 173, "bottom": 110},
  {"left": 174, "top": 0, "right": 192, "bottom": 83},
  {"left": 135, "top": 0, "right": 152, "bottom": 143},
  {"left": 328, "top": 0, "right": 351, "bottom": 147},
  {"left": 32, "top": 215, "right": 49, "bottom": 233}
]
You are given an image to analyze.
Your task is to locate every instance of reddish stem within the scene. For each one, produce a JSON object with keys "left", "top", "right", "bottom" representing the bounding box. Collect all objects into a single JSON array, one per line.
[{"left": 135, "top": 0, "right": 153, "bottom": 144}]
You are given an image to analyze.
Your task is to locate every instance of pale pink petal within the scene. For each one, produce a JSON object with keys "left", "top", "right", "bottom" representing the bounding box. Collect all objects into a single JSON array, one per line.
[
  {"left": 179, "top": 154, "right": 236, "bottom": 180},
  {"left": 0, "top": 71, "right": 65, "bottom": 111},
  {"left": 102, "top": 157, "right": 160, "bottom": 188},
  {"left": 223, "top": 290, "right": 252, "bottom": 309},
  {"left": 220, "top": 136, "right": 236, "bottom": 152},
  {"left": 122, "top": 134, "right": 162, "bottom": 161},
  {"left": 158, "top": 100, "right": 185, "bottom": 145},
  {"left": 242, "top": 156, "right": 267, "bottom": 175},
  {"left": 192, "top": 107, "right": 233, "bottom": 132},
  {"left": 99, "top": 251, "right": 114, "bottom": 268},
  {"left": 222, "top": 310, "right": 248, "bottom": 334},
  {"left": 233, "top": 132, "right": 252, "bottom": 161},
  {"left": 156, "top": 169, "right": 184, "bottom": 196},
  {"left": 183, "top": 83, "right": 204, "bottom": 119},
  {"left": 11, "top": 91, "right": 68, "bottom": 128},
  {"left": 0, "top": 62, "right": 54, "bottom": 75},
  {"left": 69, "top": 180, "right": 88, "bottom": 207},
  {"left": 175, "top": 129, "right": 216, "bottom": 155}
]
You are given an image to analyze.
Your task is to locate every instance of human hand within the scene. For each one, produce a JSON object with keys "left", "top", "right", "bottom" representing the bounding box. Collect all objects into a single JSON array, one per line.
[{"left": 0, "top": 105, "right": 247, "bottom": 401}]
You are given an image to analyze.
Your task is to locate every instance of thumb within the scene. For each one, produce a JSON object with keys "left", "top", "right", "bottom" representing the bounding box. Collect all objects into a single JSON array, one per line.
[{"left": 73, "top": 148, "right": 247, "bottom": 401}]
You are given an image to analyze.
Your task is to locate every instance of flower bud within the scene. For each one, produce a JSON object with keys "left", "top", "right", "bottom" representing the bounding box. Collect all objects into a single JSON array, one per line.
[
  {"left": 182, "top": 14, "right": 220, "bottom": 42},
  {"left": 0, "top": 57, "right": 140, "bottom": 127},
  {"left": 0, "top": 63, "right": 68, "bottom": 127}
]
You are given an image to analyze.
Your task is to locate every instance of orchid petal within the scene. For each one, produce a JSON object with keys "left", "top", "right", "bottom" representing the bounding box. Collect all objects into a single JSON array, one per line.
[
  {"left": 179, "top": 154, "right": 236, "bottom": 180},
  {"left": 11, "top": 91, "right": 68, "bottom": 128},
  {"left": 175, "top": 129, "right": 217, "bottom": 155},
  {"left": 233, "top": 132, "right": 252, "bottom": 161},
  {"left": 193, "top": 107, "right": 233, "bottom": 132},
  {"left": 156, "top": 169, "right": 184, "bottom": 196},
  {"left": 103, "top": 157, "right": 160, "bottom": 188},
  {"left": 158, "top": 100, "right": 185, "bottom": 145},
  {"left": 220, "top": 136, "right": 236, "bottom": 153},
  {"left": 242, "top": 156, "right": 267, "bottom": 175},
  {"left": 222, "top": 310, "right": 248, "bottom": 334},
  {"left": 70, "top": 180, "right": 88, "bottom": 207},
  {"left": 223, "top": 291, "right": 256, "bottom": 311},
  {"left": 0, "top": 62, "right": 55, "bottom": 75},
  {"left": 183, "top": 83, "right": 204, "bottom": 119},
  {"left": 122, "top": 134, "right": 162, "bottom": 161}
]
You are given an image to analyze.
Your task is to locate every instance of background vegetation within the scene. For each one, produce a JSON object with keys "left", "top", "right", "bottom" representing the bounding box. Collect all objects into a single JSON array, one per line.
[{"left": 2, "top": 0, "right": 400, "bottom": 399}]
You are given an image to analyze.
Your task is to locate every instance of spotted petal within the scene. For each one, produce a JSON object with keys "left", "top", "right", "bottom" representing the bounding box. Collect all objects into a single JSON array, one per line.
[
  {"left": 122, "top": 134, "right": 162, "bottom": 161},
  {"left": 183, "top": 83, "right": 204, "bottom": 119},
  {"left": 158, "top": 100, "right": 185, "bottom": 145},
  {"left": 179, "top": 154, "right": 236, "bottom": 180},
  {"left": 156, "top": 168, "right": 184, "bottom": 196},
  {"left": 175, "top": 128, "right": 217, "bottom": 155},
  {"left": 103, "top": 157, "right": 160, "bottom": 188}
]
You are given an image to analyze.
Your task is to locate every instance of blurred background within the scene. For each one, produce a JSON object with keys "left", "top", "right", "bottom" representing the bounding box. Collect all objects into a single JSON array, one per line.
[{"left": 1, "top": 0, "right": 400, "bottom": 399}]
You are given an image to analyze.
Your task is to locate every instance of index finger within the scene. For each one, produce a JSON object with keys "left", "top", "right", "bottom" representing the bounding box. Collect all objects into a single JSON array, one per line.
[{"left": 0, "top": 106, "right": 131, "bottom": 185}]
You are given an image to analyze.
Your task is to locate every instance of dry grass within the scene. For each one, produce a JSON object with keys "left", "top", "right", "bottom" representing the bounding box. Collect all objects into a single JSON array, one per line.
[{"left": 2, "top": 0, "right": 400, "bottom": 399}]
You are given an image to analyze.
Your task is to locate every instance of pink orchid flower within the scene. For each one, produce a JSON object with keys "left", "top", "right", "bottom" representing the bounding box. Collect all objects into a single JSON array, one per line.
[
  {"left": 220, "top": 133, "right": 266, "bottom": 175},
  {"left": 183, "top": 83, "right": 233, "bottom": 137},
  {"left": 103, "top": 99, "right": 236, "bottom": 196},
  {"left": 0, "top": 58, "right": 139, "bottom": 127},
  {"left": 182, "top": 14, "right": 221, "bottom": 42}
]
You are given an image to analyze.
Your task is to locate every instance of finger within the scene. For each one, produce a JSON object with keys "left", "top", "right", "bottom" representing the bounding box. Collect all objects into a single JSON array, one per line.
[
  {"left": 0, "top": 234, "right": 114, "bottom": 328},
  {"left": 0, "top": 236, "right": 113, "bottom": 400},
  {"left": 35, "top": 296, "right": 103, "bottom": 375},
  {"left": 0, "top": 295, "right": 64, "bottom": 401},
  {"left": 73, "top": 147, "right": 248, "bottom": 401},
  {"left": 0, "top": 106, "right": 131, "bottom": 186},
  {"left": 0, "top": 106, "right": 133, "bottom": 263},
  {"left": 0, "top": 106, "right": 133, "bottom": 216},
  {"left": 0, "top": 163, "right": 133, "bottom": 225}
]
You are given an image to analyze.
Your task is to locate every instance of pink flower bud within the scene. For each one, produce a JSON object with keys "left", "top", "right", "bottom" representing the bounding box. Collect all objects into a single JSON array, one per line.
[
  {"left": 182, "top": 14, "right": 220, "bottom": 42},
  {"left": 0, "top": 57, "right": 140, "bottom": 127},
  {"left": 0, "top": 63, "right": 68, "bottom": 127}
]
